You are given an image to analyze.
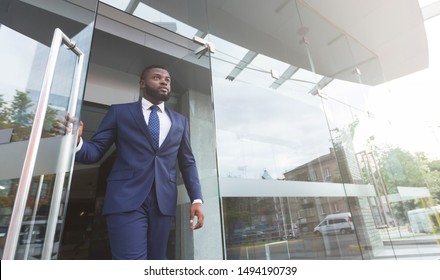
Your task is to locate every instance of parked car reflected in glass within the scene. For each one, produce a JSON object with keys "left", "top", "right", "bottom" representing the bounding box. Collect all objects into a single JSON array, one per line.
[{"left": 313, "top": 212, "right": 354, "bottom": 236}]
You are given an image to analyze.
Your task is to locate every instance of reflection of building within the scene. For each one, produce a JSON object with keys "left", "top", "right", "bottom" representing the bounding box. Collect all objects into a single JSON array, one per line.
[
  {"left": 283, "top": 136, "right": 367, "bottom": 220},
  {"left": 281, "top": 145, "right": 384, "bottom": 257},
  {"left": 284, "top": 148, "right": 341, "bottom": 183},
  {"left": 284, "top": 120, "right": 364, "bottom": 185}
]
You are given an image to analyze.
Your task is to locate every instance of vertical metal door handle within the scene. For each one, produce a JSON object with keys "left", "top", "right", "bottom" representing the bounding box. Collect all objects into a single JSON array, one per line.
[{"left": 3, "top": 28, "right": 84, "bottom": 260}]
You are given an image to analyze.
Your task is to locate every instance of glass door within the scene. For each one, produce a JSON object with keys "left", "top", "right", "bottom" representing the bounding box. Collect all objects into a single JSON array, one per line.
[
  {"left": 0, "top": 0, "right": 97, "bottom": 259},
  {"left": 69, "top": 2, "right": 222, "bottom": 259}
]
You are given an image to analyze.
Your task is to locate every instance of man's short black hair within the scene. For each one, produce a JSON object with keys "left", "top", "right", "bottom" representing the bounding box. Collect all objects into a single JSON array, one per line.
[{"left": 140, "top": 64, "right": 168, "bottom": 79}]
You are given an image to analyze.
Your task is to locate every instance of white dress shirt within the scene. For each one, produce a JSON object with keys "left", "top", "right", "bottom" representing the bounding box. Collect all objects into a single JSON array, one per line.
[{"left": 141, "top": 98, "right": 171, "bottom": 147}]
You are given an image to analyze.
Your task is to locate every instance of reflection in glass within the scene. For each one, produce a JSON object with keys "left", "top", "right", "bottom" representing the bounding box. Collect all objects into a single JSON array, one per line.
[
  {"left": 223, "top": 196, "right": 365, "bottom": 260},
  {"left": 1, "top": 0, "right": 96, "bottom": 259},
  {"left": 210, "top": 4, "right": 440, "bottom": 259},
  {"left": 133, "top": 3, "right": 200, "bottom": 39}
]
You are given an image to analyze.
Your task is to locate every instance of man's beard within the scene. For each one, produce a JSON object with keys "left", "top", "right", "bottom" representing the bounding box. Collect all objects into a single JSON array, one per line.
[{"left": 144, "top": 88, "right": 170, "bottom": 102}]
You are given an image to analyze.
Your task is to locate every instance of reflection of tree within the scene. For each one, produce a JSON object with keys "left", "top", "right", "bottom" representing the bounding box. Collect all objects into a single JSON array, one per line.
[
  {"left": 0, "top": 91, "right": 60, "bottom": 141},
  {"left": 0, "top": 91, "right": 34, "bottom": 141},
  {"left": 378, "top": 147, "right": 425, "bottom": 192},
  {"left": 426, "top": 160, "right": 440, "bottom": 204},
  {"left": 375, "top": 146, "right": 440, "bottom": 223},
  {"left": 0, "top": 95, "right": 9, "bottom": 126},
  {"left": 330, "top": 119, "right": 439, "bottom": 226},
  {"left": 222, "top": 198, "right": 252, "bottom": 244},
  {"left": 42, "top": 106, "right": 59, "bottom": 138},
  {"left": 223, "top": 196, "right": 284, "bottom": 244},
  {"left": 10, "top": 90, "right": 34, "bottom": 127}
]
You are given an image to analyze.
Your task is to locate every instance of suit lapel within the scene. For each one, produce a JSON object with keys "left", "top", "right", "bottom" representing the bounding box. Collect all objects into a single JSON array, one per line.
[
  {"left": 128, "top": 100, "right": 152, "bottom": 142},
  {"left": 160, "top": 107, "right": 177, "bottom": 150}
]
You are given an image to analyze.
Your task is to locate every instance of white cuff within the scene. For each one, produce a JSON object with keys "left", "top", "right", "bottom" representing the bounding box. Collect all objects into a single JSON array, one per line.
[
  {"left": 192, "top": 199, "right": 203, "bottom": 204},
  {"left": 76, "top": 137, "right": 83, "bottom": 152}
]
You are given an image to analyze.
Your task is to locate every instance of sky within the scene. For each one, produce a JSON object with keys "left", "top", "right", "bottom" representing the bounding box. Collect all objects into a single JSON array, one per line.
[{"left": 366, "top": 13, "right": 440, "bottom": 160}]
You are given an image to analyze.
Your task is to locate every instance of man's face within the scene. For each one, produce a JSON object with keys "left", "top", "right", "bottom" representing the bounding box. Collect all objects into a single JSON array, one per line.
[{"left": 140, "top": 68, "right": 171, "bottom": 103}]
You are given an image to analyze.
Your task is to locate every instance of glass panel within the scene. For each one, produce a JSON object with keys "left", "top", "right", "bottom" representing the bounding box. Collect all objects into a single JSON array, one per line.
[
  {"left": 0, "top": 0, "right": 97, "bottom": 259},
  {"left": 133, "top": 3, "right": 200, "bottom": 39},
  {"left": 68, "top": 2, "right": 219, "bottom": 260},
  {"left": 319, "top": 67, "right": 440, "bottom": 260},
  {"left": 0, "top": 27, "right": 48, "bottom": 259},
  {"left": 209, "top": 31, "right": 360, "bottom": 259},
  {"left": 212, "top": 0, "right": 440, "bottom": 260},
  {"left": 297, "top": 1, "right": 440, "bottom": 260},
  {"left": 223, "top": 196, "right": 361, "bottom": 260}
]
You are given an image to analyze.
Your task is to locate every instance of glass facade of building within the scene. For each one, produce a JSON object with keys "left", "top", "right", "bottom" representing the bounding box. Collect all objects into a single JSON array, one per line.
[
  {"left": 208, "top": 2, "right": 440, "bottom": 259},
  {"left": 1, "top": 0, "right": 439, "bottom": 260}
]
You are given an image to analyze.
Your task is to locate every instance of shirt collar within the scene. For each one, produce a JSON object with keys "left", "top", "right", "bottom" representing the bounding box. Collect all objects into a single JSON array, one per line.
[{"left": 142, "top": 97, "right": 165, "bottom": 113}]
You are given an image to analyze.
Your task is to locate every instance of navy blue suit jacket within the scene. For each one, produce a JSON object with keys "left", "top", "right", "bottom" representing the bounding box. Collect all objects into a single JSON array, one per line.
[{"left": 75, "top": 100, "right": 203, "bottom": 216}]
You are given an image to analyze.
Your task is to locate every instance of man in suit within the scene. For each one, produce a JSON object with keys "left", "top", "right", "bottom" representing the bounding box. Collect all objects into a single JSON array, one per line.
[{"left": 75, "top": 64, "right": 204, "bottom": 260}]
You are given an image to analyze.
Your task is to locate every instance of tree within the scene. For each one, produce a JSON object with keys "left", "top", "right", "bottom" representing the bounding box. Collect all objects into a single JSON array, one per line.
[
  {"left": 0, "top": 94, "right": 12, "bottom": 128},
  {"left": 377, "top": 147, "right": 425, "bottom": 193},
  {"left": 424, "top": 160, "right": 440, "bottom": 205},
  {"left": 10, "top": 90, "right": 34, "bottom": 126},
  {"left": 42, "top": 105, "right": 60, "bottom": 138},
  {"left": 3, "top": 90, "right": 34, "bottom": 141},
  {"left": 375, "top": 147, "right": 440, "bottom": 224},
  {"left": 428, "top": 160, "right": 440, "bottom": 172}
]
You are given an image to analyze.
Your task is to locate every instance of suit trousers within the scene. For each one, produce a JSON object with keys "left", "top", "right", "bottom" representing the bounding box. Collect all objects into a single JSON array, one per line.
[{"left": 105, "top": 185, "right": 172, "bottom": 259}]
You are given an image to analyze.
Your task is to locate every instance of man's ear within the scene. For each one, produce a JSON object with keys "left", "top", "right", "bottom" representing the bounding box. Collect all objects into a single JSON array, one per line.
[{"left": 139, "top": 79, "right": 145, "bottom": 88}]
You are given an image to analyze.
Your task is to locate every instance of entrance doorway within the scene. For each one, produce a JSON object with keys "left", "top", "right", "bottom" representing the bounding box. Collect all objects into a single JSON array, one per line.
[
  {"left": 58, "top": 2, "right": 215, "bottom": 259},
  {"left": 0, "top": 0, "right": 97, "bottom": 259}
]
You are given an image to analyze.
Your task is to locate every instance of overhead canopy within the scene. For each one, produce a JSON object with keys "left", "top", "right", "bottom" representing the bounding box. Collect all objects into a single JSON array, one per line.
[
  {"left": 19, "top": 0, "right": 430, "bottom": 86},
  {"left": 144, "top": 0, "right": 429, "bottom": 85}
]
